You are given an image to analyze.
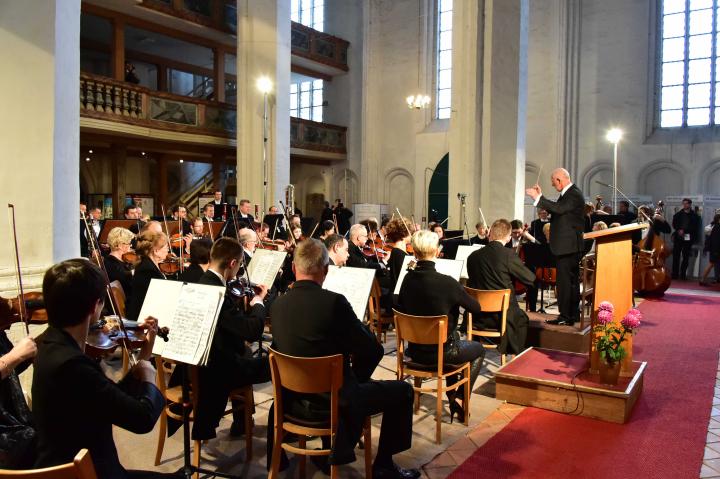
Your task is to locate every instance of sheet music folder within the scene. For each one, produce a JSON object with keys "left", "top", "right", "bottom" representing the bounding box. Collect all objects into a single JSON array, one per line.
[{"left": 144, "top": 279, "right": 225, "bottom": 366}]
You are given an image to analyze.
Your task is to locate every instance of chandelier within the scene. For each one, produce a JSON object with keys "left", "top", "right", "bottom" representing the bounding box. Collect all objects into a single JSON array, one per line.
[{"left": 406, "top": 94, "right": 431, "bottom": 110}]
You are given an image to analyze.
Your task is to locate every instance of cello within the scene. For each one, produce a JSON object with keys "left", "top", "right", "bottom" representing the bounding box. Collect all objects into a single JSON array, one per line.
[{"left": 632, "top": 205, "right": 672, "bottom": 296}]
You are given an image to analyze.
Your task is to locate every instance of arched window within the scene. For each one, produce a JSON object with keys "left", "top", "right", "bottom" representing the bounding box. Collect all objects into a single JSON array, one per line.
[
  {"left": 436, "top": 0, "right": 453, "bottom": 119},
  {"left": 659, "top": 0, "right": 717, "bottom": 127}
]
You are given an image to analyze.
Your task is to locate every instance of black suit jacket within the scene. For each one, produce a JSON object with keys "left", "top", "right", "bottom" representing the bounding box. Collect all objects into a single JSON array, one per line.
[
  {"left": 32, "top": 327, "right": 163, "bottom": 479},
  {"left": 470, "top": 235, "right": 489, "bottom": 246},
  {"left": 178, "top": 263, "right": 205, "bottom": 284},
  {"left": 194, "top": 271, "right": 267, "bottom": 439},
  {"left": 125, "top": 257, "right": 165, "bottom": 321},
  {"left": 211, "top": 201, "right": 228, "bottom": 221},
  {"left": 529, "top": 219, "right": 549, "bottom": 245},
  {"left": 347, "top": 242, "right": 382, "bottom": 271},
  {"left": 397, "top": 261, "right": 481, "bottom": 359},
  {"left": 104, "top": 254, "right": 133, "bottom": 299},
  {"left": 537, "top": 184, "right": 586, "bottom": 256},
  {"left": 270, "top": 280, "right": 382, "bottom": 460}
]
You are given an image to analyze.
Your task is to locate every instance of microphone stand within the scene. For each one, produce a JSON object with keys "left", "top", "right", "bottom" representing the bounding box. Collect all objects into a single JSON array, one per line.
[
  {"left": 458, "top": 194, "right": 471, "bottom": 245},
  {"left": 595, "top": 181, "right": 652, "bottom": 223}
]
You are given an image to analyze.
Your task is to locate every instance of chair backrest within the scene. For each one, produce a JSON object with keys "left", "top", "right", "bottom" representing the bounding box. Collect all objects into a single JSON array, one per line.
[
  {"left": 464, "top": 287, "right": 510, "bottom": 314},
  {"left": 108, "top": 280, "right": 126, "bottom": 318},
  {"left": 367, "top": 278, "right": 382, "bottom": 322},
  {"left": 393, "top": 310, "right": 448, "bottom": 346},
  {"left": 0, "top": 449, "right": 97, "bottom": 478},
  {"left": 268, "top": 349, "right": 344, "bottom": 395}
]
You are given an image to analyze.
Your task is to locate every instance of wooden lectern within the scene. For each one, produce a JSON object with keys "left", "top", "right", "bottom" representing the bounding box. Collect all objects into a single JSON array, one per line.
[{"left": 583, "top": 223, "right": 647, "bottom": 376}]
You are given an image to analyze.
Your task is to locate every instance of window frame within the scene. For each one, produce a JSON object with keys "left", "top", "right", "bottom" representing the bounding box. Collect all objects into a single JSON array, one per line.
[
  {"left": 435, "top": 0, "right": 453, "bottom": 120},
  {"left": 290, "top": 79, "right": 324, "bottom": 122},
  {"left": 291, "top": 0, "right": 324, "bottom": 32}
]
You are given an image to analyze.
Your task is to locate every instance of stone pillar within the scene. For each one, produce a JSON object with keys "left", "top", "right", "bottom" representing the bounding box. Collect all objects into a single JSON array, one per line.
[
  {"left": 0, "top": 0, "right": 81, "bottom": 292},
  {"left": 236, "top": 0, "right": 291, "bottom": 213},
  {"left": 449, "top": 0, "right": 529, "bottom": 226},
  {"left": 112, "top": 18, "right": 125, "bottom": 82}
]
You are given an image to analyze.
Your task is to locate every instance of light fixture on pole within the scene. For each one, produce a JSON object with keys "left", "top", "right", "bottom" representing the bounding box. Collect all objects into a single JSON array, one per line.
[
  {"left": 605, "top": 128, "right": 623, "bottom": 214},
  {"left": 406, "top": 94, "right": 431, "bottom": 109},
  {"left": 257, "top": 76, "right": 273, "bottom": 215}
]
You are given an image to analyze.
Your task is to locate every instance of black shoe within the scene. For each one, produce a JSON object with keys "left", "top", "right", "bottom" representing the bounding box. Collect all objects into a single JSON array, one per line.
[
  {"left": 545, "top": 318, "right": 574, "bottom": 326},
  {"left": 229, "top": 421, "right": 245, "bottom": 437},
  {"left": 449, "top": 400, "right": 465, "bottom": 424},
  {"left": 310, "top": 450, "right": 331, "bottom": 475},
  {"left": 372, "top": 463, "right": 421, "bottom": 479}
]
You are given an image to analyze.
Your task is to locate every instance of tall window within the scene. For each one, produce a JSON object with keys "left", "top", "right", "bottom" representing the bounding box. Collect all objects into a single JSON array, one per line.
[
  {"left": 290, "top": 79, "right": 324, "bottom": 122},
  {"left": 291, "top": 0, "right": 324, "bottom": 32},
  {"left": 436, "top": 0, "right": 453, "bottom": 119},
  {"left": 659, "top": 0, "right": 718, "bottom": 127}
]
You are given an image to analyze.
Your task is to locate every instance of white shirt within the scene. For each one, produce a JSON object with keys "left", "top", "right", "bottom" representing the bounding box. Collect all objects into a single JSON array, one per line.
[{"left": 534, "top": 182, "right": 574, "bottom": 207}]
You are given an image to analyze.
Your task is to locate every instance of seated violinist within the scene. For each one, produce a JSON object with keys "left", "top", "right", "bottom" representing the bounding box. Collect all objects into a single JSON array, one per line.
[
  {"left": 32, "top": 259, "right": 177, "bottom": 478},
  {"left": 190, "top": 217, "right": 206, "bottom": 239},
  {"left": 201, "top": 203, "right": 215, "bottom": 223},
  {"left": 324, "top": 234, "right": 349, "bottom": 266},
  {"left": 466, "top": 219, "right": 536, "bottom": 356},
  {"left": 347, "top": 224, "right": 386, "bottom": 271},
  {"left": 179, "top": 238, "right": 212, "bottom": 284},
  {"left": 470, "top": 221, "right": 489, "bottom": 246},
  {"left": 125, "top": 231, "right": 170, "bottom": 322},
  {"left": 318, "top": 220, "right": 336, "bottom": 241},
  {"left": 195, "top": 238, "right": 269, "bottom": 440},
  {"left": 384, "top": 218, "right": 411, "bottom": 289},
  {"left": 0, "top": 327, "right": 36, "bottom": 469},
  {"left": 104, "top": 227, "right": 135, "bottom": 298}
]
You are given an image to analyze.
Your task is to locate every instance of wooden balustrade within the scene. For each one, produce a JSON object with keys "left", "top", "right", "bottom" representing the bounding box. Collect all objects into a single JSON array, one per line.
[
  {"left": 291, "top": 22, "right": 350, "bottom": 72},
  {"left": 290, "top": 117, "right": 347, "bottom": 154},
  {"left": 80, "top": 73, "right": 236, "bottom": 137}
]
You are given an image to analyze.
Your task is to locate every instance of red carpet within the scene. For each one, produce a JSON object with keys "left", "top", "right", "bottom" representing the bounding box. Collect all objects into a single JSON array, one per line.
[{"left": 450, "top": 292, "right": 720, "bottom": 479}]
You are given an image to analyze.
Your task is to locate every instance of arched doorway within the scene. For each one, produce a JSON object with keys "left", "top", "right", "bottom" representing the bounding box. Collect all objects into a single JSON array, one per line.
[{"left": 428, "top": 154, "right": 449, "bottom": 223}]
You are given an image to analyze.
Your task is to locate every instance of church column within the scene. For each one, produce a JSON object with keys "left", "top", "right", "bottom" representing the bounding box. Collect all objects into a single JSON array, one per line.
[
  {"left": 112, "top": 18, "right": 125, "bottom": 82},
  {"left": 448, "top": 0, "right": 529, "bottom": 227},
  {"left": 236, "top": 0, "right": 291, "bottom": 213},
  {"left": 558, "top": 0, "right": 582, "bottom": 178},
  {"left": 0, "top": 0, "right": 80, "bottom": 292}
]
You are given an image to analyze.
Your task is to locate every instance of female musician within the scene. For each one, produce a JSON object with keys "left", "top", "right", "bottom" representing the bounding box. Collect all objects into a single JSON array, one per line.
[
  {"left": 470, "top": 221, "right": 489, "bottom": 246},
  {"left": 397, "top": 230, "right": 484, "bottom": 422},
  {"left": 290, "top": 225, "right": 304, "bottom": 243},
  {"left": 700, "top": 213, "right": 720, "bottom": 286},
  {"left": 384, "top": 218, "right": 411, "bottom": 288},
  {"left": 318, "top": 220, "right": 335, "bottom": 240},
  {"left": 179, "top": 238, "right": 212, "bottom": 284},
  {"left": 125, "top": 231, "right": 169, "bottom": 322},
  {"left": 104, "top": 227, "right": 134, "bottom": 297}
]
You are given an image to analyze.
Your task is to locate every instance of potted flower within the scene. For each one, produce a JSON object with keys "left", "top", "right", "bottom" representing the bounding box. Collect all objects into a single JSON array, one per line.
[{"left": 594, "top": 301, "right": 642, "bottom": 385}]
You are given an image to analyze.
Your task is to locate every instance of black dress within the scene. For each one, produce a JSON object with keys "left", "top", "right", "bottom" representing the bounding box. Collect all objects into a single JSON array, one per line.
[
  {"left": 388, "top": 247, "right": 408, "bottom": 289},
  {"left": 125, "top": 257, "right": 165, "bottom": 322},
  {"left": 104, "top": 254, "right": 133, "bottom": 298},
  {"left": 0, "top": 331, "right": 34, "bottom": 469}
]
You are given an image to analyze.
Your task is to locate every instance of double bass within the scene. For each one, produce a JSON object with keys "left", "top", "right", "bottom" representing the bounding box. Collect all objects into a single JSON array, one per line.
[{"left": 632, "top": 205, "right": 671, "bottom": 296}]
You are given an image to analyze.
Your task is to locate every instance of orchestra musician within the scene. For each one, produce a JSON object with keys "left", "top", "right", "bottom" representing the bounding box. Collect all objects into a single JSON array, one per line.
[
  {"left": 269, "top": 239, "right": 419, "bottom": 479},
  {"left": 124, "top": 204, "right": 145, "bottom": 235},
  {"left": 324, "top": 234, "right": 349, "bottom": 266},
  {"left": 190, "top": 217, "right": 206, "bottom": 239},
  {"left": 347, "top": 224, "right": 385, "bottom": 272},
  {"left": 529, "top": 208, "right": 550, "bottom": 245},
  {"left": 466, "top": 219, "right": 536, "bottom": 355},
  {"left": 179, "top": 238, "right": 212, "bottom": 284},
  {"left": 397, "top": 230, "right": 484, "bottom": 424},
  {"left": 104, "top": 227, "right": 135, "bottom": 297},
  {"left": 318, "top": 220, "right": 336, "bottom": 241},
  {"left": 469, "top": 221, "right": 489, "bottom": 246},
  {"left": 171, "top": 204, "right": 191, "bottom": 235},
  {"left": 125, "top": 230, "right": 170, "bottom": 322},
  {"left": 31, "top": 259, "right": 176, "bottom": 478},
  {"left": 526, "top": 167, "right": 586, "bottom": 326},
  {"left": 195, "top": 238, "right": 269, "bottom": 440},
  {"left": 384, "top": 218, "right": 411, "bottom": 289},
  {"left": 237, "top": 199, "right": 255, "bottom": 226},
  {"left": 210, "top": 190, "right": 228, "bottom": 221},
  {"left": 201, "top": 203, "right": 215, "bottom": 223}
]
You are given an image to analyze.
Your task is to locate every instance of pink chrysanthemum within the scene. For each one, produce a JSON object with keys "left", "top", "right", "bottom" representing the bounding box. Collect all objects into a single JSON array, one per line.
[
  {"left": 622, "top": 308, "right": 642, "bottom": 330},
  {"left": 597, "top": 309, "right": 614, "bottom": 325},
  {"left": 598, "top": 301, "right": 614, "bottom": 313}
]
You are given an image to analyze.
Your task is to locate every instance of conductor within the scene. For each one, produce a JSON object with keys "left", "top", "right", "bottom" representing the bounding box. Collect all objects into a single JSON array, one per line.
[{"left": 525, "top": 168, "right": 585, "bottom": 325}]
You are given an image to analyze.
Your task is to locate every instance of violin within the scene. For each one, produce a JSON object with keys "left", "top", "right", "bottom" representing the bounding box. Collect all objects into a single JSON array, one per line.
[
  {"left": 85, "top": 317, "right": 169, "bottom": 360},
  {"left": 122, "top": 251, "right": 139, "bottom": 265},
  {"left": 158, "top": 257, "right": 187, "bottom": 276},
  {"left": 0, "top": 292, "right": 47, "bottom": 330}
]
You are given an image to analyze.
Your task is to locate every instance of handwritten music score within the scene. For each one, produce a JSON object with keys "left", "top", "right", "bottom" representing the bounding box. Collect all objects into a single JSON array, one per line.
[
  {"left": 322, "top": 265, "right": 376, "bottom": 321},
  {"left": 247, "top": 249, "right": 287, "bottom": 287},
  {"left": 393, "top": 256, "right": 464, "bottom": 294},
  {"left": 455, "top": 244, "right": 484, "bottom": 279},
  {"left": 145, "top": 279, "right": 225, "bottom": 366}
]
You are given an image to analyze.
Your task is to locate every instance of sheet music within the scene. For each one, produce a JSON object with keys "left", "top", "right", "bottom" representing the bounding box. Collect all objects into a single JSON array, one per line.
[
  {"left": 393, "top": 256, "right": 464, "bottom": 294},
  {"left": 147, "top": 279, "right": 225, "bottom": 365},
  {"left": 322, "top": 265, "right": 376, "bottom": 320},
  {"left": 247, "top": 249, "right": 287, "bottom": 287},
  {"left": 455, "top": 244, "right": 484, "bottom": 279}
]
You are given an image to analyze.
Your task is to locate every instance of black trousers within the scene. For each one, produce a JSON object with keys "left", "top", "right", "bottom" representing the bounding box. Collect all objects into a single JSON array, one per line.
[
  {"left": 409, "top": 339, "right": 485, "bottom": 397},
  {"left": 266, "top": 379, "right": 413, "bottom": 467},
  {"left": 672, "top": 239, "right": 693, "bottom": 278},
  {"left": 556, "top": 252, "right": 580, "bottom": 323}
]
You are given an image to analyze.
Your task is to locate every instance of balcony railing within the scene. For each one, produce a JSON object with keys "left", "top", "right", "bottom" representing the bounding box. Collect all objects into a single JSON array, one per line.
[
  {"left": 290, "top": 117, "right": 347, "bottom": 155},
  {"left": 291, "top": 22, "right": 349, "bottom": 72},
  {"left": 80, "top": 73, "right": 236, "bottom": 137},
  {"left": 139, "top": 0, "right": 236, "bottom": 34}
]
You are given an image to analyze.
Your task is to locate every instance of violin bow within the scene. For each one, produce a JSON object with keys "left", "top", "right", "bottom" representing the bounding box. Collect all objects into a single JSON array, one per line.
[
  {"left": 478, "top": 208, "right": 487, "bottom": 228},
  {"left": 7, "top": 204, "right": 29, "bottom": 335},
  {"left": 279, "top": 200, "right": 297, "bottom": 247},
  {"left": 309, "top": 221, "right": 319, "bottom": 239},
  {"left": 178, "top": 215, "right": 184, "bottom": 273},
  {"left": 396, "top": 208, "right": 413, "bottom": 238}
]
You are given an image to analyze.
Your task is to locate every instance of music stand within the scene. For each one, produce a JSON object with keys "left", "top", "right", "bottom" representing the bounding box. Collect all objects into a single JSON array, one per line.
[{"left": 98, "top": 219, "right": 138, "bottom": 243}]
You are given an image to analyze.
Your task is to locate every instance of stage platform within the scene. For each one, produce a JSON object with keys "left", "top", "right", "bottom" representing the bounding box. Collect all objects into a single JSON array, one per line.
[
  {"left": 526, "top": 312, "right": 591, "bottom": 353},
  {"left": 495, "top": 347, "right": 646, "bottom": 424}
]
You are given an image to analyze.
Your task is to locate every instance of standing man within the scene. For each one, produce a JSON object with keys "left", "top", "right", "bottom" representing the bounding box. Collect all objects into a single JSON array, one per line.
[
  {"left": 237, "top": 199, "right": 256, "bottom": 227},
  {"left": 529, "top": 208, "right": 550, "bottom": 245},
  {"left": 526, "top": 168, "right": 585, "bottom": 325},
  {"left": 211, "top": 190, "right": 227, "bottom": 221},
  {"left": 334, "top": 200, "right": 353, "bottom": 236},
  {"left": 672, "top": 198, "right": 701, "bottom": 280}
]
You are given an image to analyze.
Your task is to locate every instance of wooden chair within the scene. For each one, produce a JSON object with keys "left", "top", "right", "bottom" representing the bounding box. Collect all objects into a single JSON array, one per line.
[
  {"left": 580, "top": 254, "right": 597, "bottom": 329},
  {"left": 0, "top": 448, "right": 97, "bottom": 478},
  {"left": 268, "top": 348, "right": 372, "bottom": 479},
  {"left": 367, "top": 279, "right": 393, "bottom": 343},
  {"left": 463, "top": 288, "right": 511, "bottom": 366},
  {"left": 393, "top": 310, "right": 471, "bottom": 444},
  {"left": 154, "top": 358, "right": 255, "bottom": 475}
]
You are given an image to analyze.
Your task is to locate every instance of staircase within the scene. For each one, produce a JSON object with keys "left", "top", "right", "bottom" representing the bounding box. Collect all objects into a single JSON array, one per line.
[{"left": 169, "top": 170, "right": 214, "bottom": 217}]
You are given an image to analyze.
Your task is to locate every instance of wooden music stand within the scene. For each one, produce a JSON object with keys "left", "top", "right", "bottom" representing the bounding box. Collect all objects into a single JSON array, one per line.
[
  {"left": 583, "top": 223, "right": 647, "bottom": 376},
  {"left": 98, "top": 220, "right": 139, "bottom": 243},
  {"left": 203, "top": 222, "right": 225, "bottom": 240}
]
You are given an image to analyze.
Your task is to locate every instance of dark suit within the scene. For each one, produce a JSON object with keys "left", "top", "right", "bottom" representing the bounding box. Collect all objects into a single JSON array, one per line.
[
  {"left": 334, "top": 207, "right": 353, "bottom": 235},
  {"left": 470, "top": 235, "right": 489, "bottom": 246},
  {"left": 211, "top": 201, "right": 228, "bottom": 221},
  {"left": 537, "top": 184, "right": 586, "bottom": 323},
  {"left": 194, "top": 271, "right": 269, "bottom": 440},
  {"left": 32, "top": 326, "right": 165, "bottom": 479},
  {"left": 672, "top": 208, "right": 701, "bottom": 279},
  {"left": 270, "top": 280, "right": 413, "bottom": 465},
  {"left": 397, "top": 261, "right": 485, "bottom": 397},
  {"left": 178, "top": 263, "right": 205, "bottom": 284},
  {"left": 466, "top": 242, "right": 536, "bottom": 354},
  {"left": 125, "top": 257, "right": 165, "bottom": 322},
  {"left": 529, "top": 219, "right": 549, "bottom": 245},
  {"left": 238, "top": 212, "right": 255, "bottom": 228}
]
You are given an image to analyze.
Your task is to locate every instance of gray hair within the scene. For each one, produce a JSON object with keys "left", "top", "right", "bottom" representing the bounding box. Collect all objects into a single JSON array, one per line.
[
  {"left": 107, "top": 227, "right": 135, "bottom": 250},
  {"left": 238, "top": 227, "right": 256, "bottom": 246},
  {"left": 411, "top": 230, "right": 439, "bottom": 260},
  {"left": 293, "top": 238, "right": 329, "bottom": 275},
  {"left": 349, "top": 224, "right": 366, "bottom": 241}
]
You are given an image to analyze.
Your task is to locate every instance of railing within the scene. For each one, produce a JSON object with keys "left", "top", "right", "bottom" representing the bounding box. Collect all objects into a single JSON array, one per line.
[
  {"left": 139, "top": 0, "right": 236, "bottom": 34},
  {"left": 80, "top": 73, "right": 236, "bottom": 137},
  {"left": 177, "top": 170, "right": 215, "bottom": 216},
  {"left": 290, "top": 117, "right": 347, "bottom": 154},
  {"left": 291, "top": 22, "right": 350, "bottom": 72}
]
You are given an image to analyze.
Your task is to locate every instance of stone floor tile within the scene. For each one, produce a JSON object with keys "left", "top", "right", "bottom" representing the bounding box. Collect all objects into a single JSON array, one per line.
[
  {"left": 709, "top": 431, "right": 720, "bottom": 443},
  {"left": 704, "top": 458, "right": 720, "bottom": 473},
  {"left": 706, "top": 446, "right": 720, "bottom": 460},
  {"left": 706, "top": 442, "right": 720, "bottom": 455},
  {"left": 483, "top": 410, "right": 511, "bottom": 425},
  {"left": 424, "top": 452, "right": 457, "bottom": 469},
  {"left": 712, "top": 407, "right": 720, "bottom": 417},
  {"left": 468, "top": 425, "right": 500, "bottom": 448},
  {"left": 501, "top": 407, "right": 524, "bottom": 421},
  {"left": 424, "top": 465, "right": 458, "bottom": 479},
  {"left": 447, "top": 436, "right": 477, "bottom": 452},
  {"left": 447, "top": 448, "right": 476, "bottom": 465},
  {"left": 714, "top": 396, "right": 720, "bottom": 406},
  {"left": 711, "top": 418, "right": 720, "bottom": 428},
  {"left": 701, "top": 464, "right": 720, "bottom": 478}
]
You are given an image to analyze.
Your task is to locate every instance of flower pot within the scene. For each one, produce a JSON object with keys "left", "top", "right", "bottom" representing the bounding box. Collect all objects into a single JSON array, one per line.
[{"left": 599, "top": 359, "right": 621, "bottom": 385}]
